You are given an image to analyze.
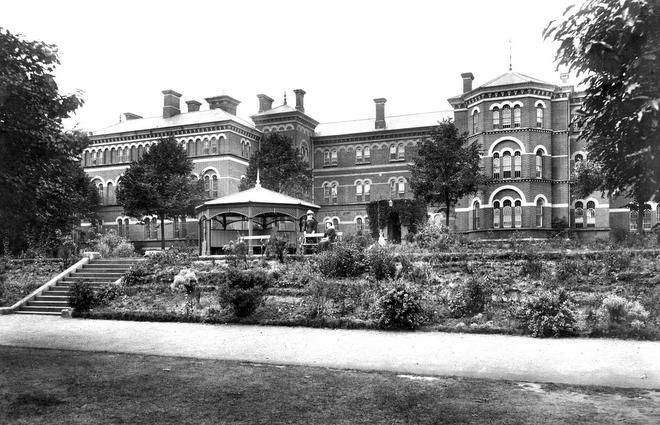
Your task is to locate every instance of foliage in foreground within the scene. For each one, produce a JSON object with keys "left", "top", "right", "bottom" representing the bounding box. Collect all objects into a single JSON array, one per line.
[
  {"left": 217, "top": 267, "right": 269, "bottom": 317},
  {"left": 316, "top": 242, "right": 367, "bottom": 278},
  {"left": 373, "top": 284, "right": 426, "bottom": 330},
  {"left": 94, "top": 230, "right": 136, "bottom": 258},
  {"left": 515, "top": 289, "right": 577, "bottom": 338}
]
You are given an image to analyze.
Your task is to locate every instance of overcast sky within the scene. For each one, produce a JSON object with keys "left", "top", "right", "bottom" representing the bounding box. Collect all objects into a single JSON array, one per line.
[{"left": 4, "top": 0, "right": 578, "bottom": 132}]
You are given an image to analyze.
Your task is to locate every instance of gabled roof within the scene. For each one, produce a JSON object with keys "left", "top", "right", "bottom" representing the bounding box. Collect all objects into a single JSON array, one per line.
[
  {"left": 92, "top": 108, "right": 256, "bottom": 137},
  {"left": 479, "top": 71, "right": 554, "bottom": 88},
  {"left": 251, "top": 103, "right": 297, "bottom": 117},
  {"left": 201, "top": 183, "right": 319, "bottom": 209},
  {"left": 315, "top": 110, "right": 453, "bottom": 137}
]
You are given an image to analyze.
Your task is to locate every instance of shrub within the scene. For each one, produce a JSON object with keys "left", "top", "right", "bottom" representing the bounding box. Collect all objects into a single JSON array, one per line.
[
  {"left": 305, "top": 279, "right": 370, "bottom": 319},
  {"left": 69, "top": 281, "right": 96, "bottom": 312},
  {"left": 93, "top": 230, "right": 136, "bottom": 258},
  {"left": 265, "top": 233, "right": 289, "bottom": 263},
  {"left": 223, "top": 241, "right": 248, "bottom": 268},
  {"left": 316, "top": 242, "right": 367, "bottom": 278},
  {"left": 446, "top": 277, "right": 489, "bottom": 318},
  {"left": 596, "top": 294, "right": 650, "bottom": 336},
  {"left": 112, "top": 241, "right": 135, "bottom": 258},
  {"left": 519, "top": 257, "right": 543, "bottom": 279},
  {"left": 342, "top": 232, "right": 373, "bottom": 249},
  {"left": 147, "top": 248, "right": 193, "bottom": 268},
  {"left": 366, "top": 247, "right": 397, "bottom": 281},
  {"left": 515, "top": 289, "right": 576, "bottom": 338},
  {"left": 95, "top": 285, "right": 123, "bottom": 306},
  {"left": 413, "top": 223, "right": 454, "bottom": 251},
  {"left": 218, "top": 267, "right": 268, "bottom": 317},
  {"left": 373, "top": 284, "right": 426, "bottom": 330},
  {"left": 554, "top": 258, "right": 580, "bottom": 282},
  {"left": 274, "top": 260, "right": 317, "bottom": 288},
  {"left": 122, "top": 261, "right": 153, "bottom": 286},
  {"left": 604, "top": 252, "right": 633, "bottom": 274},
  {"left": 171, "top": 269, "right": 200, "bottom": 314}
]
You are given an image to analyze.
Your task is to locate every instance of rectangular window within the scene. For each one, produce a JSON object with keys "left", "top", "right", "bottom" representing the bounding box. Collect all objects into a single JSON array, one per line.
[
  {"left": 323, "top": 151, "right": 330, "bottom": 166},
  {"left": 356, "top": 184, "right": 363, "bottom": 202},
  {"left": 363, "top": 147, "right": 371, "bottom": 163},
  {"left": 323, "top": 186, "right": 330, "bottom": 203},
  {"left": 493, "top": 110, "right": 500, "bottom": 129},
  {"left": 356, "top": 149, "right": 363, "bottom": 164},
  {"left": 364, "top": 183, "right": 371, "bottom": 201},
  {"left": 331, "top": 150, "right": 338, "bottom": 165},
  {"left": 502, "top": 108, "right": 511, "bottom": 128},
  {"left": 513, "top": 107, "right": 521, "bottom": 127},
  {"left": 389, "top": 145, "right": 397, "bottom": 161},
  {"left": 397, "top": 181, "right": 405, "bottom": 198},
  {"left": 330, "top": 185, "right": 338, "bottom": 204},
  {"left": 643, "top": 210, "right": 652, "bottom": 231}
]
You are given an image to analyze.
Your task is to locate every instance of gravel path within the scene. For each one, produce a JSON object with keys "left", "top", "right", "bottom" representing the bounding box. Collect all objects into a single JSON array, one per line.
[{"left": 1, "top": 315, "right": 658, "bottom": 389}]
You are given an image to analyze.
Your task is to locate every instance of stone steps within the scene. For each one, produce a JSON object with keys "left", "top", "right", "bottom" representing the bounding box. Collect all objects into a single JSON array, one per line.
[{"left": 16, "top": 257, "right": 142, "bottom": 316}]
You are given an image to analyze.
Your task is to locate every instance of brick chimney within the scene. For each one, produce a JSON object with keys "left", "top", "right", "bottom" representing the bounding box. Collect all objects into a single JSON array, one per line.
[
  {"left": 374, "top": 98, "right": 387, "bottom": 129},
  {"left": 206, "top": 95, "right": 240, "bottom": 115},
  {"left": 162, "top": 90, "right": 182, "bottom": 118},
  {"left": 123, "top": 112, "right": 142, "bottom": 121},
  {"left": 186, "top": 100, "right": 201, "bottom": 112},
  {"left": 257, "top": 94, "right": 274, "bottom": 113},
  {"left": 461, "top": 73, "right": 474, "bottom": 93},
  {"left": 294, "top": 89, "right": 306, "bottom": 112}
]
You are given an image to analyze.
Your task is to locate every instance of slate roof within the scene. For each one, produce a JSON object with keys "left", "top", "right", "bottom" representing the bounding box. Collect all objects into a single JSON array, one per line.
[
  {"left": 479, "top": 71, "right": 554, "bottom": 88},
  {"left": 251, "top": 104, "right": 297, "bottom": 116},
  {"left": 315, "top": 110, "right": 453, "bottom": 137},
  {"left": 92, "top": 109, "right": 256, "bottom": 136},
  {"left": 201, "top": 183, "right": 319, "bottom": 209}
]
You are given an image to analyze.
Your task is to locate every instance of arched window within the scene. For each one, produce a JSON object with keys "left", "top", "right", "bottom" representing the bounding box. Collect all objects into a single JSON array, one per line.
[
  {"left": 356, "top": 147, "right": 363, "bottom": 164},
  {"left": 536, "top": 199, "right": 544, "bottom": 227},
  {"left": 513, "top": 105, "right": 521, "bottom": 127},
  {"left": 586, "top": 201, "right": 596, "bottom": 227},
  {"left": 203, "top": 139, "right": 210, "bottom": 155},
  {"left": 241, "top": 141, "right": 246, "bottom": 158},
  {"left": 502, "top": 105, "right": 512, "bottom": 128},
  {"left": 536, "top": 106, "right": 544, "bottom": 128},
  {"left": 575, "top": 201, "right": 584, "bottom": 228},
  {"left": 129, "top": 146, "right": 136, "bottom": 161},
  {"left": 187, "top": 141, "right": 195, "bottom": 157},
  {"left": 211, "top": 137, "right": 218, "bottom": 154},
  {"left": 356, "top": 217, "right": 364, "bottom": 233},
  {"left": 514, "top": 151, "right": 521, "bottom": 178},
  {"left": 493, "top": 153, "right": 500, "bottom": 179},
  {"left": 83, "top": 151, "right": 90, "bottom": 167},
  {"left": 95, "top": 181, "right": 104, "bottom": 205},
  {"left": 397, "top": 179, "right": 406, "bottom": 198},
  {"left": 535, "top": 150, "right": 543, "bottom": 178},
  {"left": 390, "top": 180, "right": 397, "bottom": 198},
  {"left": 356, "top": 181, "right": 363, "bottom": 202},
  {"left": 203, "top": 173, "right": 218, "bottom": 199},
  {"left": 397, "top": 143, "right": 405, "bottom": 160},
  {"left": 514, "top": 200, "right": 522, "bottom": 228},
  {"left": 330, "top": 182, "right": 338, "bottom": 204},
  {"left": 323, "top": 183, "right": 331, "bottom": 203},
  {"left": 643, "top": 208, "right": 652, "bottom": 231},
  {"left": 116, "top": 218, "right": 124, "bottom": 237},
  {"left": 323, "top": 150, "right": 330, "bottom": 166},
  {"left": 137, "top": 146, "right": 144, "bottom": 160},
  {"left": 363, "top": 180, "right": 371, "bottom": 202},
  {"left": 472, "top": 201, "right": 480, "bottom": 230},
  {"left": 503, "top": 200, "right": 513, "bottom": 228},
  {"left": 110, "top": 148, "right": 116, "bottom": 164},
  {"left": 493, "top": 201, "right": 501, "bottom": 229},
  {"left": 300, "top": 144, "right": 309, "bottom": 163},
  {"left": 492, "top": 108, "right": 500, "bottom": 129},
  {"left": 331, "top": 149, "right": 338, "bottom": 165},
  {"left": 91, "top": 151, "right": 98, "bottom": 166},
  {"left": 630, "top": 210, "right": 638, "bottom": 232},
  {"left": 389, "top": 144, "right": 397, "bottom": 161},
  {"left": 246, "top": 142, "right": 251, "bottom": 158},
  {"left": 144, "top": 217, "right": 151, "bottom": 239},
  {"left": 195, "top": 138, "right": 203, "bottom": 156},
  {"left": 106, "top": 182, "right": 115, "bottom": 205},
  {"left": 124, "top": 218, "right": 130, "bottom": 239},
  {"left": 502, "top": 152, "right": 512, "bottom": 178},
  {"left": 472, "top": 111, "right": 479, "bottom": 133},
  {"left": 363, "top": 146, "right": 371, "bottom": 162}
]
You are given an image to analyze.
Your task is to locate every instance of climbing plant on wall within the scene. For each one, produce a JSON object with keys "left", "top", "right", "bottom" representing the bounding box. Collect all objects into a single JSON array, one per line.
[{"left": 365, "top": 199, "right": 427, "bottom": 239}]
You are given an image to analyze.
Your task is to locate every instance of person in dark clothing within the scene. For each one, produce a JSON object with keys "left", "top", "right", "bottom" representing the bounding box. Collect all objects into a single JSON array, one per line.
[{"left": 318, "top": 222, "right": 337, "bottom": 251}]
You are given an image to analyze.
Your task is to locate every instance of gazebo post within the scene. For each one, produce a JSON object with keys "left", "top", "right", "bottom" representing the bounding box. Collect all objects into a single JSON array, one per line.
[
  {"left": 247, "top": 205, "right": 253, "bottom": 257},
  {"left": 207, "top": 217, "right": 212, "bottom": 255}
]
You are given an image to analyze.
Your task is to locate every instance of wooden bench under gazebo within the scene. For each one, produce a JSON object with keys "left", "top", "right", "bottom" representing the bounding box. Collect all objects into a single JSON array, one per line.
[{"left": 196, "top": 176, "right": 320, "bottom": 256}]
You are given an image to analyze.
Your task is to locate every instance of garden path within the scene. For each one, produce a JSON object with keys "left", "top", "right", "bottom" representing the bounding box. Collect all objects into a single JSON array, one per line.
[{"left": 1, "top": 315, "right": 658, "bottom": 389}]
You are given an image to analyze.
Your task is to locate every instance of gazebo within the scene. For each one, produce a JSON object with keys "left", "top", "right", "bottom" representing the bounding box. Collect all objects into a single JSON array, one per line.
[{"left": 195, "top": 178, "right": 320, "bottom": 255}]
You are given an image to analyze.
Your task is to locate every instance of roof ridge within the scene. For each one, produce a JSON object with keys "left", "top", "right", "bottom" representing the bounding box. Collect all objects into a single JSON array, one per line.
[{"left": 319, "top": 110, "right": 453, "bottom": 125}]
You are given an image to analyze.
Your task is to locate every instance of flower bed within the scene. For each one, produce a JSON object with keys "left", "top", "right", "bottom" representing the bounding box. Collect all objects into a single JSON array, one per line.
[{"left": 0, "top": 259, "right": 64, "bottom": 307}]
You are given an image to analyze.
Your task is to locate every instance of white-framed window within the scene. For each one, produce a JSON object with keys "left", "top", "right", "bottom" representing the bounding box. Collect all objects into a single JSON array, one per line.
[
  {"left": 502, "top": 152, "right": 512, "bottom": 178},
  {"left": 503, "top": 200, "right": 512, "bottom": 228},
  {"left": 356, "top": 147, "right": 363, "bottom": 164},
  {"left": 493, "top": 153, "right": 500, "bottom": 179},
  {"left": 472, "top": 201, "right": 480, "bottom": 230},
  {"left": 330, "top": 182, "right": 338, "bottom": 204},
  {"left": 586, "top": 201, "right": 596, "bottom": 227},
  {"left": 492, "top": 108, "right": 500, "bottom": 129},
  {"left": 630, "top": 210, "right": 638, "bottom": 232},
  {"left": 536, "top": 199, "right": 544, "bottom": 227},
  {"left": 472, "top": 111, "right": 479, "bottom": 133},
  {"left": 363, "top": 146, "right": 371, "bottom": 163},
  {"left": 397, "top": 179, "right": 405, "bottom": 198},
  {"left": 203, "top": 173, "right": 218, "bottom": 198},
  {"left": 535, "top": 150, "right": 543, "bottom": 178},
  {"left": 331, "top": 149, "right": 338, "bottom": 166},
  {"left": 575, "top": 201, "right": 584, "bottom": 228},
  {"left": 389, "top": 144, "right": 397, "bottom": 161},
  {"left": 356, "top": 181, "right": 363, "bottom": 202},
  {"left": 513, "top": 105, "right": 521, "bottom": 127},
  {"left": 643, "top": 209, "right": 652, "bottom": 231},
  {"left": 323, "top": 150, "right": 331, "bottom": 166},
  {"left": 514, "top": 151, "right": 521, "bottom": 178},
  {"left": 397, "top": 143, "right": 405, "bottom": 160},
  {"left": 390, "top": 180, "right": 397, "bottom": 198},
  {"left": 493, "top": 201, "right": 501, "bottom": 229},
  {"left": 514, "top": 200, "right": 522, "bottom": 228},
  {"left": 363, "top": 180, "right": 371, "bottom": 202},
  {"left": 502, "top": 105, "right": 512, "bottom": 128},
  {"left": 536, "top": 106, "right": 544, "bottom": 128}
]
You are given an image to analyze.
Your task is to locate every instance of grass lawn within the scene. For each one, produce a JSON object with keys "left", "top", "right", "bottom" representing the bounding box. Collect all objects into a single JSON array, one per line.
[{"left": 1, "top": 346, "right": 658, "bottom": 424}]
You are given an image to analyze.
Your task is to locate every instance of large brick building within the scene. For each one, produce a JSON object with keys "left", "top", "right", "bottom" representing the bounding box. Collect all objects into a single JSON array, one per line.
[{"left": 82, "top": 71, "right": 660, "bottom": 248}]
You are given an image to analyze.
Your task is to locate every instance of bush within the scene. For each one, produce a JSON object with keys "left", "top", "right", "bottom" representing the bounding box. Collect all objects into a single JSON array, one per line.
[
  {"left": 223, "top": 241, "right": 248, "bottom": 268},
  {"left": 218, "top": 267, "right": 268, "bottom": 317},
  {"left": 112, "top": 241, "right": 135, "bottom": 257},
  {"left": 412, "top": 223, "right": 463, "bottom": 251},
  {"left": 342, "top": 232, "right": 373, "bottom": 249},
  {"left": 122, "top": 261, "right": 153, "bottom": 286},
  {"left": 305, "top": 279, "right": 371, "bottom": 319},
  {"left": 95, "top": 285, "right": 123, "bottom": 306},
  {"left": 94, "top": 230, "right": 136, "bottom": 258},
  {"left": 265, "top": 233, "right": 288, "bottom": 263},
  {"left": 69, "top": 281, "right": 96, "bottom": 312},
  {"left": 519, "top": 257, "right": 543, "bottom": 279},
  {"left": 366, "top": 247, "right": 397, "bottom": 281},
  {"left": 171, "top": 268, "right": 200, "bottom": 314},
  {"left": 596, "top": 294, "right": 650, "bottom": 336},
  {"left": 554, "top": 258, "right": 580, "bottom": 282},
  {"left": 604, "top": 252, "right": 633, "bottom": 274},
  {"left": 515, "top": 289, "right": 576, "bottom": 338},
  {"left": 147, "top": 248, "right": 193, "bottom": 268},
  {"left": 446, "top": 277, "right": 489, "bottom": 318},
  {"left": 316, "top": 242, "right": 367, "bottom": 278},
  {"left": 373, "top": 284, "right": 426, "bottom": 330},
  {"left": 274, "top": 260, "right": 317, "bottom": 288}
]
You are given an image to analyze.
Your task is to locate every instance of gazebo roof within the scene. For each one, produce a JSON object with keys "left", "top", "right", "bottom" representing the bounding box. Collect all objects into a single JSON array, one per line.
[{"left": 199, "top": 183, "right": 319, "bottom": 210}]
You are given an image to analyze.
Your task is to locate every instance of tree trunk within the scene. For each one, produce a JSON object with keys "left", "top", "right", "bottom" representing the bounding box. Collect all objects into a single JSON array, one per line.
[
  {"left": 160, "top": 213, "right": 166, "bottom": 250},
  {"left": 445, "top": 201, "right": 451, "bottom": 229}
]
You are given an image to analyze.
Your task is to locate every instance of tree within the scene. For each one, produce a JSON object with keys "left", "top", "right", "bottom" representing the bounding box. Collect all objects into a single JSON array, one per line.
[
  {"left": 239, "top": 133, "right": 312, "bottom": 200},
  {"left": 0, "top": 28, "right": 92, "bottom": 254},
  {"left": 545, "top": 0, "right": 660, "bottom": 233},
  {"left": 410, "top": 120, "right": 486, "bottom": 228},
  {"left": 117, "top": 137, "right": 203, "bottom": 249}
]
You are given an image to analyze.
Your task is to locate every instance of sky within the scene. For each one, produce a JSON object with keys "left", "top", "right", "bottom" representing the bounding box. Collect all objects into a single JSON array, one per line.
[{"left": 3, "top": 0, "right": 578, "bottom": 132}]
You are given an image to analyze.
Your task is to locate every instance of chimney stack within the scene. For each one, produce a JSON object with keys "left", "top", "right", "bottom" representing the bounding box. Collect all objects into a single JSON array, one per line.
[
  {"left": 461, "top": 73, "right": 474, "bottom": 93},
  {"left": 374, "top": 98, "right": 387, "bottom": 129},
  {"left": 123, "top": 112, "right": 142, "bottom": 121},
  {"left": 162, "top": 90, "right": 182, "bottom": 118},
  {"left": 257, "top": 94, "right": 274, "bottom": 113},
  {"left": 294, "top": 89, "right": 306, "bottom": 112},
  {"left": 205, "top": 95, "right": 241, "bottom": 115},
  {"left": 186, "top": 100, "right": 201, "bottom": 112}
]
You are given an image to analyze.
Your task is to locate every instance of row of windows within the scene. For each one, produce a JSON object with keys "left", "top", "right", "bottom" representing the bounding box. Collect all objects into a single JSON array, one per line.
[
  {"left": 471, "top": 199, "right": 546, "bottom": 230},
  {"left": 472, "top": 105, "right": 545, "bottom": 133},
  {"left": 630, "top": 206, "right": 660, "bottom": 232},
  {"left": 322, "top": 143, "right": 406, "bottom": 167},
  {"left": 492, "top": 150, "right": 545, "bottom": 179},
  {"left": 84, "top": 138, "right": 251, "bottom": 167},
  {"left": 116, "top": 217, "right": 188, "bottom": 240},
  {"left": 94, "top": 181, "right": 116, "bottom": 205},
  {"left": 321, "top": 178, "right": 407, "bottom": 204},
  {"left": 574, "top": 201, "right": 597, "bottom": 228}
]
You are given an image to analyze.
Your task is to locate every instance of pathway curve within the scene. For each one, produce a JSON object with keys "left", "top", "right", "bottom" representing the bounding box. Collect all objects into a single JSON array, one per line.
[{"left": 1, "top": 315, "right": 659, "bottom": 389}]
